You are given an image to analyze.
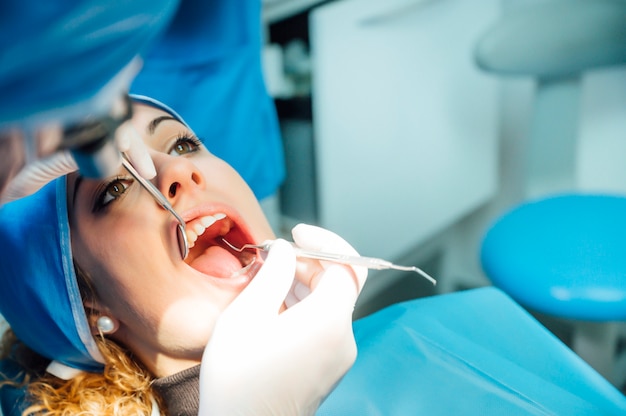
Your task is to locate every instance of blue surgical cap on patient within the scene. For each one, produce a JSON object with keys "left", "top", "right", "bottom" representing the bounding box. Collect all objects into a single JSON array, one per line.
[
  {"left": 0, "top": 178, "right": 104, "bottom": 375},
  {"left": 0, "top": 95, "right": 188, "bottom": 377}
]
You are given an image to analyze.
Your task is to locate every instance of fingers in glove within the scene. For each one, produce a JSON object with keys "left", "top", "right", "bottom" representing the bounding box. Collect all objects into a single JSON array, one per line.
[
  {"left": 115, "top": 123, "right": 156, "bottom": 179},
  {"left": 224, "top": 239, "right": 296, "bottom": 318},
  {"left": 292, "top": 224, "right": 359, "bottom": 255},
  {"left": 282, "top": 264, "right": 359, "bottom": 364},
  {"left": 1, "top": 151, "right": 77, "bottom": 203},
  {"left": 302, "top": 265, "right": 360, "bottom": 315},
  {"left": 292, "top": 224, "right": 367, "bottom": 292}
]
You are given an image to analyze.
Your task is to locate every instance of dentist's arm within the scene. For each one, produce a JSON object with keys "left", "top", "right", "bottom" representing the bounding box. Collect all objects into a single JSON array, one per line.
[
  {"left": 1, "top": 151, "right": 77, "bottom": 203},
  {"left": 199, "top": 225, "right": 367, "bottom": 415},
  {"left": 1, "top": 121, "right": 155, "bottom": 203}
]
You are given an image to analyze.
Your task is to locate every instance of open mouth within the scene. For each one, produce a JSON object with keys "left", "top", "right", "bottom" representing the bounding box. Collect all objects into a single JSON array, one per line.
[{"left": 183, "top": 212, "right": 259, "bottom": 279}]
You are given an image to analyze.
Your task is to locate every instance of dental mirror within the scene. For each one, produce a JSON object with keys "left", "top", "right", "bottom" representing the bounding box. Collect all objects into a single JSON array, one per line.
[{"left": 121, "top": 156, "right": 189, "bottom": 260}]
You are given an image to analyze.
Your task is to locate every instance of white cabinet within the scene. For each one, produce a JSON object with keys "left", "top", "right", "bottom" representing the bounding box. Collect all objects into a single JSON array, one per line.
[{"left": 308, "top": 0, "right": 500, "bottom": 260}]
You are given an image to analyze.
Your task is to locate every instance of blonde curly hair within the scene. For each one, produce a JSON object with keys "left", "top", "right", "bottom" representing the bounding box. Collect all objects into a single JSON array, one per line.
[
  {"left": 0, "top": 263, "right": 165, "bottom": 416},
  {"left": 1, "top": 332, "right": 163, "bottom": 416}
]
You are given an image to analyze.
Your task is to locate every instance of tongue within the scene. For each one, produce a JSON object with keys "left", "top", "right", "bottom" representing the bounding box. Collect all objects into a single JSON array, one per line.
[{"left": 189, "top": 246, "right": 243, "bottom": 278}]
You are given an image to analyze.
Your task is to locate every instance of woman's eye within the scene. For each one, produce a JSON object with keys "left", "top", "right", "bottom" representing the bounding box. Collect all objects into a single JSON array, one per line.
[
  {"left": 169, "top": 135, "right": 202, "bottom": 156},
  {"left": 96, "top": 178, "right": 132, "bottom": 210}
]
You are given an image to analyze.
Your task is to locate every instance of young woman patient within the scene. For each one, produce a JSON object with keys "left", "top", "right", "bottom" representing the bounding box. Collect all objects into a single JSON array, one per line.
[{"left": 0, "top": 96, "right": 367, "bottom": 415}]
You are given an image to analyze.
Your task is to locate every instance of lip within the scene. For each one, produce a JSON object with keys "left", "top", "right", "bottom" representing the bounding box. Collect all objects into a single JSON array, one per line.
[
  {"left": 176, "top": 202, "right": 262, "bottom": 287},
  {"left": 180, "top": 202, "right": 258, "bottom": 249}
]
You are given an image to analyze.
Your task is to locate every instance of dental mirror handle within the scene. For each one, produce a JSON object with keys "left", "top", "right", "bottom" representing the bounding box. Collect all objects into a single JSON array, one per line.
[
  {"left": 120, "top": 157, "right": 182, "bottom": 222},
  {"left": 121, "top": 155, "right": 189, "bottom": 259}
]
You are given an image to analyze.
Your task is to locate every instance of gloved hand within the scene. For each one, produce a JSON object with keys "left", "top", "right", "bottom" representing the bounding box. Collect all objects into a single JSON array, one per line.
[
  {"left": 1, "top": 150, "right": 77, "bottom": 203},
  {"left": 198, "top": 224, "right": 367, "bottom": 416},
  {"left": 114, "top": 121, "right": 156, "bottom": 179},
  {"left": 1, "top": 121, "right": 155, "bottom": 203}
]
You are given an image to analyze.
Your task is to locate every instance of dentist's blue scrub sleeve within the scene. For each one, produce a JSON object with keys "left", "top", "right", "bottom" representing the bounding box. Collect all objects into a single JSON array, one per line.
[
  {"left": 0, "top": 0, "right": 178, "bottom": 126},
  {"left": 319, "top": 287, "right": 626, "bottom": 415},
  {"left": 130, "top": 0, "right": 285, "bottom": 201}
]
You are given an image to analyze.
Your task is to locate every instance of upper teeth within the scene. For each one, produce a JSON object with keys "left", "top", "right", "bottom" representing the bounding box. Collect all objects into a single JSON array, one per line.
[{"left": 186, "top": 213, "right": 226, "bottom": 248}]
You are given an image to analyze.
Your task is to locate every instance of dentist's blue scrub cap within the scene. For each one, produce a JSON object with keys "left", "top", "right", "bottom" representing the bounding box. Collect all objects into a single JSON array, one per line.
[
  {"left": 0, "top": 0, "right": 178, "bottom": 127},
  {"left": 0, "top": 95, "right": 187, "bottom": 379}
]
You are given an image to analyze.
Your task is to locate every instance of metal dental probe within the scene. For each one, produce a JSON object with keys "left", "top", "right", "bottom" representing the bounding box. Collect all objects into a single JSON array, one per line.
[
  {"left": 222, "top": 239, "right": 437, "bottom": 285},
  {"left": 121, "top": 155, "right": 189, "bottom": 260}
]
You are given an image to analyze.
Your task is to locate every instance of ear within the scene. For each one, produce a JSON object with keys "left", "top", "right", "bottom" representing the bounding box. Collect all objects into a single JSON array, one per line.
[{"left": 84, "top": 299, "right": 120, "bottom": 336}]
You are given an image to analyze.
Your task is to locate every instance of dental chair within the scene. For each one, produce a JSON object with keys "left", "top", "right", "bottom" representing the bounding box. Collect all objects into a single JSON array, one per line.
[
  {"left": 3, "top": 288, "right": 625, "bottom": 414},
  {"left": 476, "top": 0, "right": 626, "bottom": 384},
  {"left": 319, "top": 287, "right": 626, "bottom": 415}
]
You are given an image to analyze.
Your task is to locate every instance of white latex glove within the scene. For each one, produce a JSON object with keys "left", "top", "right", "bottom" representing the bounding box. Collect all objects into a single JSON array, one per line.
[
  {"left": 0, "top": 121, "right": 155, "bottom": 203},
  {"left": 114, "top": 121, "right": 156, "bottom": 179},
  {"left": 199, "top": 225, "right": 368, "bottom": 416},
  {"left": 1, "top": 151, "right": 77, "bottom": 203},
  {"left": 284, "top": 224, "right": 367, "bottom": 307}
]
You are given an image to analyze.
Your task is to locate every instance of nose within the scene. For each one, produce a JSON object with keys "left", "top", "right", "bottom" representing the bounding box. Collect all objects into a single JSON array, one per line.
[{"left": 151, "top": 152, "right": 204, "bottom": 206}]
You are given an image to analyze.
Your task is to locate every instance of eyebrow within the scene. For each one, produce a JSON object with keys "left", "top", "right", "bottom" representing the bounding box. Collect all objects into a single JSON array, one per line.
[
  {"left": 71, "top": 115, "right": 179, "bottom": 207},
  {"left": 147, "top": 116, "right": 178, "bottom": 135}
]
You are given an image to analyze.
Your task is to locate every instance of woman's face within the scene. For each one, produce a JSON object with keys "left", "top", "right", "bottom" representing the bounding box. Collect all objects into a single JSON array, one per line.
[{"left": 67, "top": 103, "right": 274, "bottom": 377}]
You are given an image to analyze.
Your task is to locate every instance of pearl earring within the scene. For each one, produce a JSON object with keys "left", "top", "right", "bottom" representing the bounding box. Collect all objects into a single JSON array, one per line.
[{"left": 96, "top": 316, "right": 115, "bottom": 334}]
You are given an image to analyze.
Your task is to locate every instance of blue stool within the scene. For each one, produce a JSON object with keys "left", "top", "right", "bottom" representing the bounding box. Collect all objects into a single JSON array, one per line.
[
  {"left": 481, "top": 195, "right": 626, "bottom": 382},
  {"left": 475, "top": 0, "right": 626, "bottom": 383},
  {"left": 482, "top": 195, "right": 626, "bottom": 322}
]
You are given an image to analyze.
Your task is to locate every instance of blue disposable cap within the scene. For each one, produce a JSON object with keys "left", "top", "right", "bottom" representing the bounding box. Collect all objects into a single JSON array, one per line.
[{"left": 0, "top": 95, "right": 189, "bottom": 378}]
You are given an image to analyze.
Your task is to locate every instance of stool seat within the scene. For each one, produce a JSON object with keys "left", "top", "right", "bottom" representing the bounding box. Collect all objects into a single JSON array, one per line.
[{"left": 481, "top": 194, "right": 626, "bottom": 321}]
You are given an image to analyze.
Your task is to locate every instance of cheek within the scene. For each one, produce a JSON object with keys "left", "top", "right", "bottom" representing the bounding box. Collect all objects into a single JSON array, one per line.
[
  {"left": 72, "top": 206, "right": 165, "bottom": 304},
  {"left": 157, "top": 297, "right": 224, "bottom": 346},
  {"left": 74, "top": 212, "right": 241, "bottom": 347},
  {"left": 76, "top": 192, "right": 164, "bottom": 258},
  {"left": 76, "top": 221, "right": 145, "bottom": 279}
]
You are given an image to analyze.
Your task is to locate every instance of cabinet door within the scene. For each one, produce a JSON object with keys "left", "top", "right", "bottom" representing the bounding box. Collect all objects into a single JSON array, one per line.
[{"left": 310, "top": 0, "right": 499, "bottom": 259}]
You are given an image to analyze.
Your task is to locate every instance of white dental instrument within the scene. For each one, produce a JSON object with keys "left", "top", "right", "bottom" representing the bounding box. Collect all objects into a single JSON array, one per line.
[
  {"left": 121, "top": 155, "right": 189, "bottom": 260},
  {"left": 222, "top": 239, "right": 437, "bottom": 285}
]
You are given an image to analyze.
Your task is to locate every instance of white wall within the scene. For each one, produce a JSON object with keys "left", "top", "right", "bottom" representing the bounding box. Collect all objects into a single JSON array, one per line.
[{"left": 438, "top": 0, "right": 626, "bottom": 292}]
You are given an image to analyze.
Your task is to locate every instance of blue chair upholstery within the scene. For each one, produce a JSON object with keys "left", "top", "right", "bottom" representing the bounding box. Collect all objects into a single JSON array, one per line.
[
  {"left": 3, "top": 289, "right": 624, "bottom": 414},
  {"left": 319, "top": 288, "right": 626, "bottom": 415},
  {"left": 475, "top": 0, "right": 626, "bottom": 382}
]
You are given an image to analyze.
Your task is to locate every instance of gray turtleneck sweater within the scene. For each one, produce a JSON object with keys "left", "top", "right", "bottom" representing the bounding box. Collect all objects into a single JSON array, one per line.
[{"left": 152, "top": 365, "right": 201, "bottom": 416}]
